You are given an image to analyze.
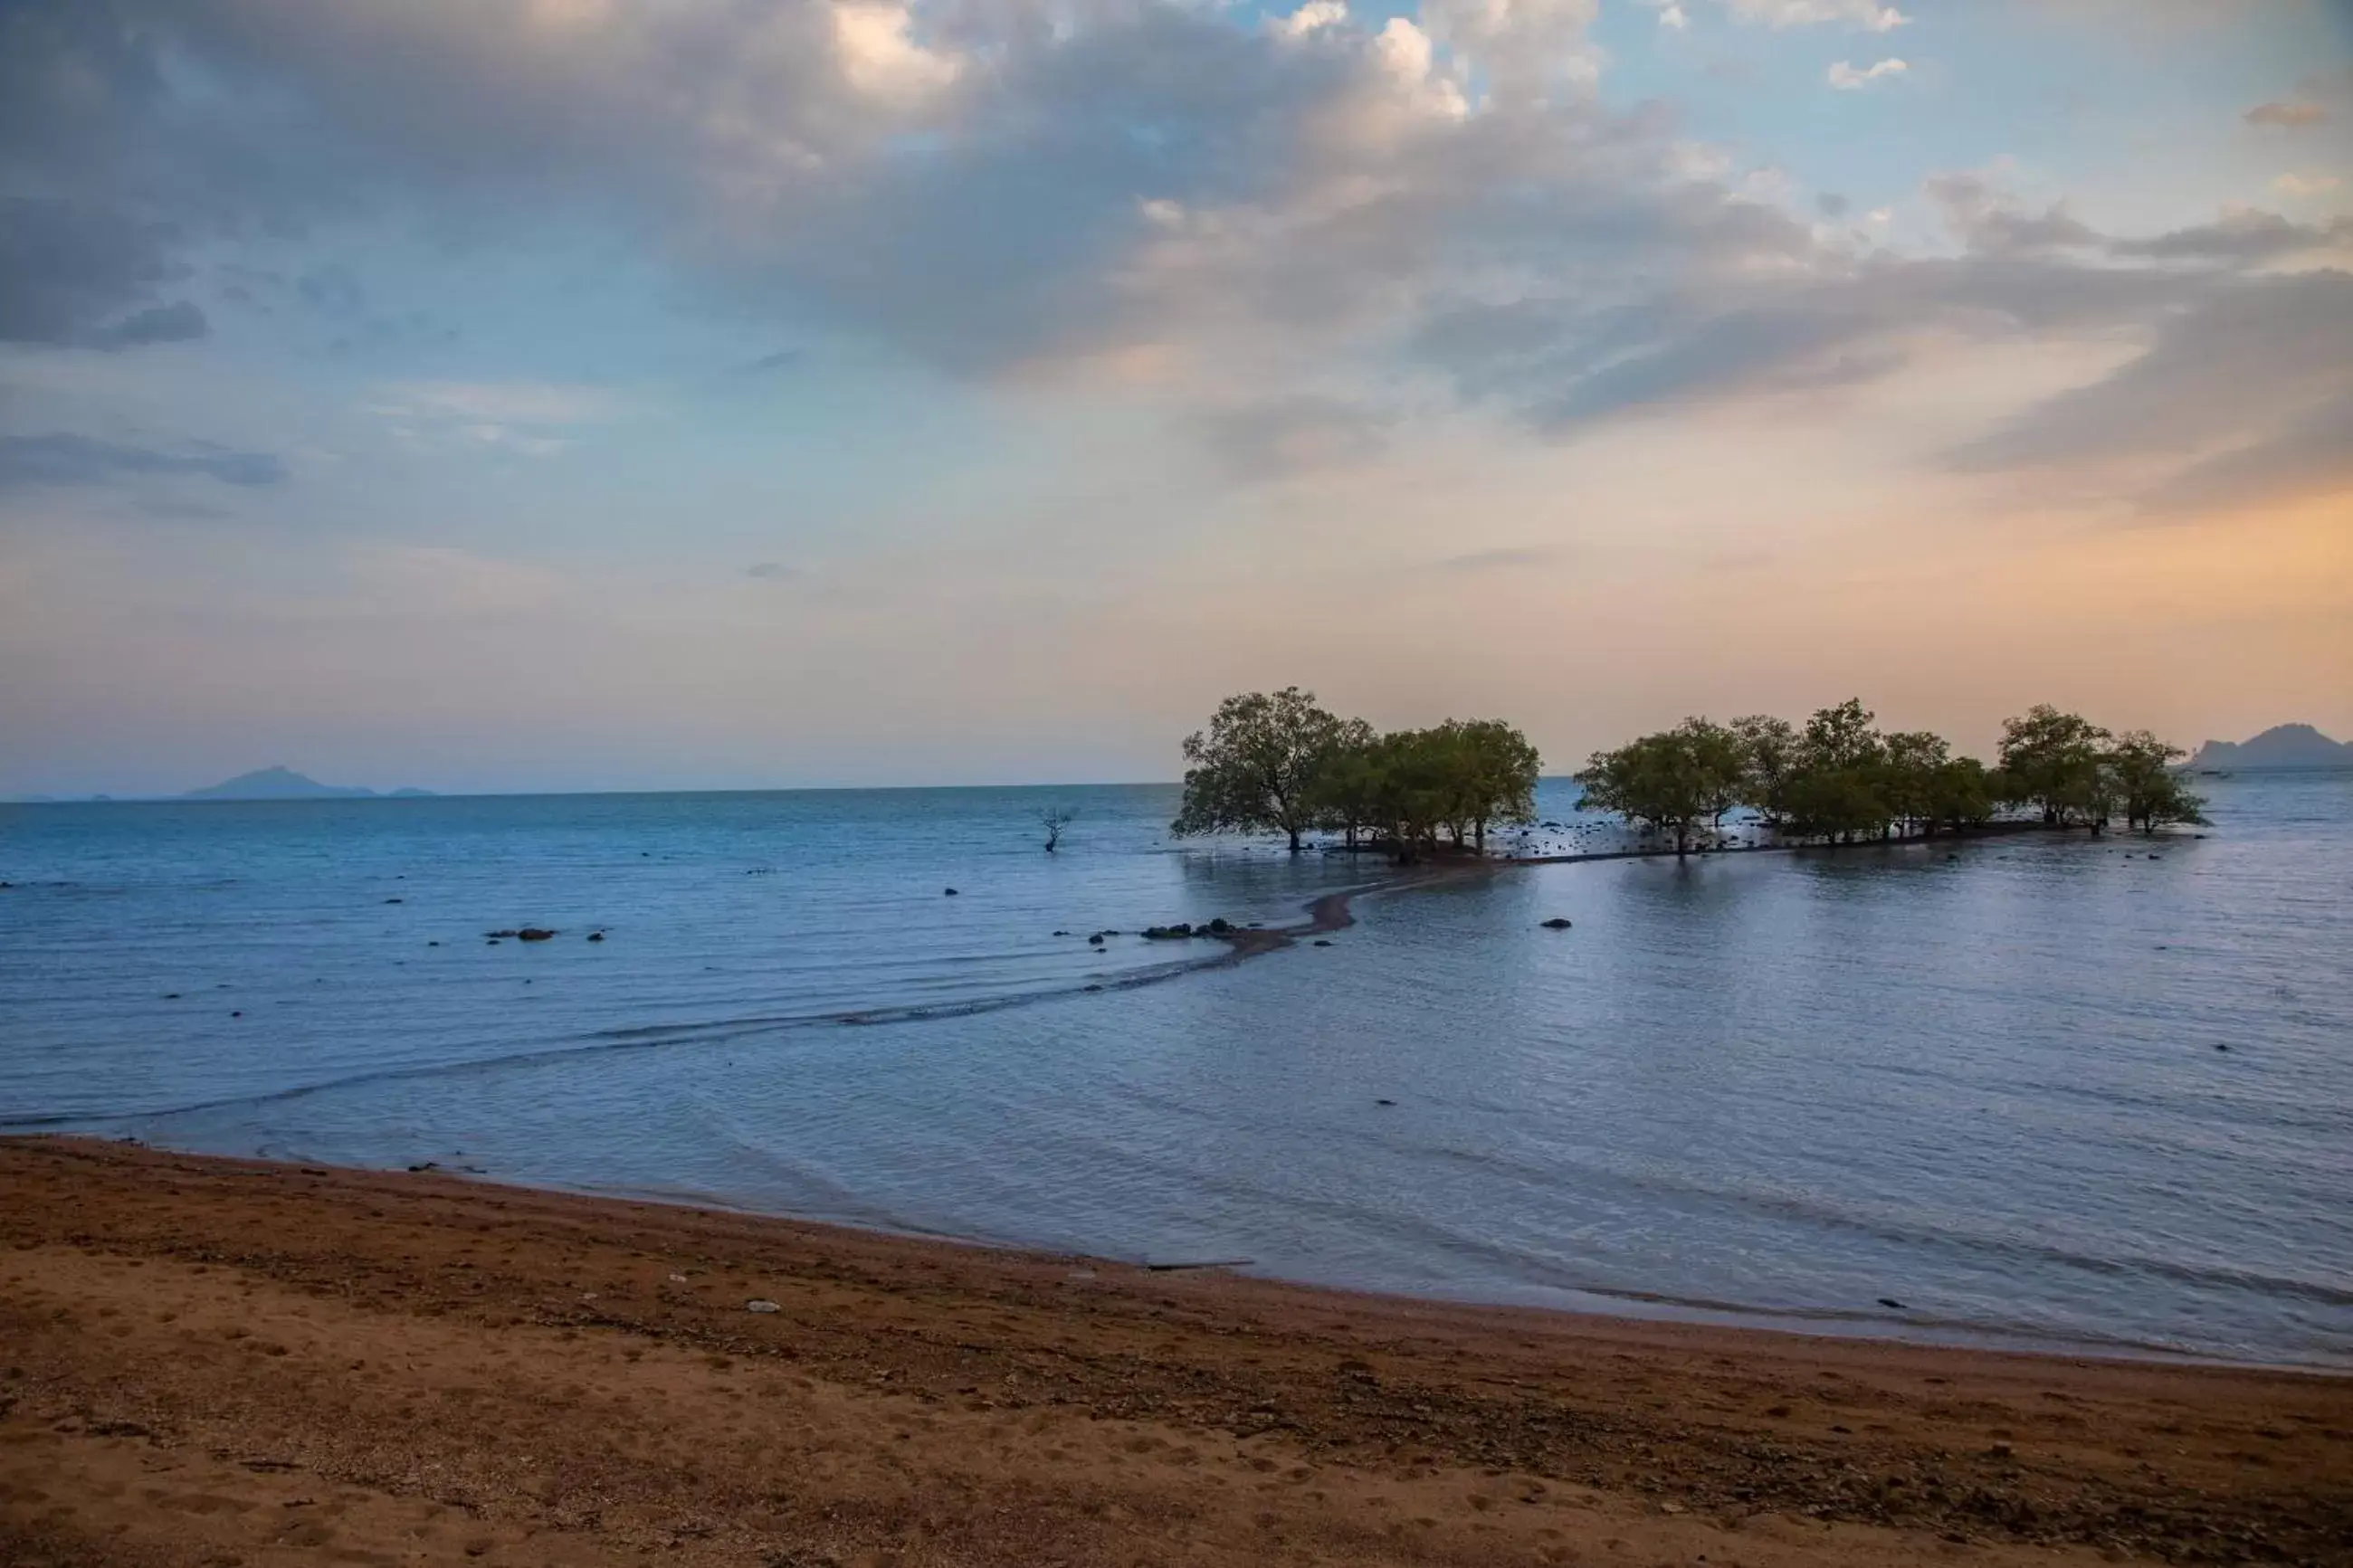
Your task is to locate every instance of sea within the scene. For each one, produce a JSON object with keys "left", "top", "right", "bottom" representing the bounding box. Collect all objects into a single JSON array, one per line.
[{"left": 3, "top": 772, "right": 2348, "bottom": 1368}]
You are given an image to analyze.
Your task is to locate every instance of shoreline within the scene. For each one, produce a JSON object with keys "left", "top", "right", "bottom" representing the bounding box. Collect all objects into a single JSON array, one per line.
[{"left": 5, "top": 1136, "right": 2347, "bottom": 1567}]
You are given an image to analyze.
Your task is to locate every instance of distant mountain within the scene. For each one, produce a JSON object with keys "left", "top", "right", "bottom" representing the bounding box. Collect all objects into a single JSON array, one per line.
[
  {"left": 2187, "top": 724, "right": 2353, "bottom": 772},
  {"left": 184, "top": 765, "right": 434, "bottom": 800}
]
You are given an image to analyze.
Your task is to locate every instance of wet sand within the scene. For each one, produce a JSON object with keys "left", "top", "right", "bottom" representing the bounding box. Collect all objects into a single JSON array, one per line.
[{"left": 3, "top": 1137, "right": 2346, "bottom": 1567}]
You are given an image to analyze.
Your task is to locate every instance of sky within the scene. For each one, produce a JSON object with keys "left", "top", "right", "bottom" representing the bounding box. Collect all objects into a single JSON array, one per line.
[{"left": 2, "top": 0, "right": 2349, "bottom": 795}]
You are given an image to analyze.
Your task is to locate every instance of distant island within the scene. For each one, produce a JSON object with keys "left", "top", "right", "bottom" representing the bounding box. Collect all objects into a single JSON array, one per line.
[
  {"left": 183, "top": 765, "right": 435, "bottom": 801},
  {"left": 2186, "top": 724, "right": 2352, "bottom": 772}
]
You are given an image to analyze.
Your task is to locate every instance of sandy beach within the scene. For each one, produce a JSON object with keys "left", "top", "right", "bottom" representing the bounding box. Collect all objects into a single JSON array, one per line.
[{"left": 3, "top": 1139, "right": 2346, "bottom": 1566}]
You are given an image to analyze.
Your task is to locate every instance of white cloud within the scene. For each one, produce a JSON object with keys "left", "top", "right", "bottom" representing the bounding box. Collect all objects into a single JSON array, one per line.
[
  {"left": 1725, "top": 0, "right": 1906, "bottom": 29},
  {"left": 379, "top": 382, "right": 624, "bottom": 426},
  {"left": 1272, "top": 0, "right": 1348, "bottom": 40},
  {"left": 2272, "top": 172, "right": 2344, "bottom": 198},
  {"left": 831, "top": 2, "right": 959, "bottom": 99},
  {"left": 1827, "top": 57, "right": 1908, "bottom": 90}
]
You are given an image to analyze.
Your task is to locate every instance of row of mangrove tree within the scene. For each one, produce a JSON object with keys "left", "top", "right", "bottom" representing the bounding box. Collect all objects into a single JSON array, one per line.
[
  {"left": 1169, "top": 688, "right": 1539, "bottom": 860},
  {"left": 1576, "top": 701, "right": 2207, "bottom": 852},
  {"left": 1169, "top": 689, "right": 2206, "bottom": 860}
]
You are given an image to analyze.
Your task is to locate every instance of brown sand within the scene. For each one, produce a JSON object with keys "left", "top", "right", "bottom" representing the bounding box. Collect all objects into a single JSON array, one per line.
[{"left": 3, "top": 1137, "right": 2345, "bottom": 1567}]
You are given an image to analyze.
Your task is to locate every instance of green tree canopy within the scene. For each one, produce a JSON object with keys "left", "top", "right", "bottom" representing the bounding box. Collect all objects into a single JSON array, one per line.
[
  {"left": 1170, "top": 688, "right": 1347, "bottom": 852},
  {"left": 1575, "top": 717, "right": 1746, "bottom": 855},
  {"left": 1999, "top": 705, "right": 2111, "bottom": 827},
  {"left": 1786, "top": 699, "right": 1891, "bottom": 841},
  {"left": 1173, "top": 693, "right": 1540, "bottom": 860},
  {"left": 1577, "top": 699, "right": 2205, "bottom": 850},
  {"left": 1730, "top": 714, "right": 1800, "bottom": 824},
  {"left": 1435, "top": 717, "right": 1542, "bottom": 851},
  {"left": 2108, "top": 730, "right": 2207, "bottom": 834}
]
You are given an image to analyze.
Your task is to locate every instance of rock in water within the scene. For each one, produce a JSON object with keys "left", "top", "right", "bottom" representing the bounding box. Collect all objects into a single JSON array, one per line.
[
  {"left": 943, "top": 887, "right": 959, "bottom": 897},
  {"left": 1877, "top": 1297, "right": 1907, "bottom": 1310},
  {"left": 517, "top": 927, "right": 556, "bottom": 941},
  {"left": 1540, "top": 917, "right": 1574, "bottom": 930}
]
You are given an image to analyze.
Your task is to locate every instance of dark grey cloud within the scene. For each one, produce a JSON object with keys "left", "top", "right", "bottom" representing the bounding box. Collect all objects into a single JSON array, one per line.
[
  {"left": 1, "top": 0, "right": 2346, "bottom": 526},
  {"left": 0, "top": 432, "right": 287, "bottom": 489},
  {"left": 298, "top": 264, "right": 367, "bottom": 317},
  {"left": 1187, "top": 395, "right": 1390, "bottom": 481},
  {"left": 2110, "top": 211, "right": 2353, "bottom": 265},
  {"left": 1947, "top": 269, "right": 2353, "bottom": 485},
  {"left": 0, "top": 197, "right": 209, "bottom": 349},
  {"left": 1927, "top": 173, "right": 2101, "bottom": 257},
  {"left": 2140, "top": 396, "right": 2353, "bottom": 518}
]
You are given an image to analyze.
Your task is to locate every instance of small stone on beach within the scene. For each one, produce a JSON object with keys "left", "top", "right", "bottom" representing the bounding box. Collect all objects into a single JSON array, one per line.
[{"left": 746, "top": 1298, "right": 781, "bottom": 1313}]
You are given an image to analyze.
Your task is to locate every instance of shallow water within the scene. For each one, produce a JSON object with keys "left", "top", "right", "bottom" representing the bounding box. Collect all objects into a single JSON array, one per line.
[{"left": 4, "top": 774, "right": 2348, "bottom": 1366}]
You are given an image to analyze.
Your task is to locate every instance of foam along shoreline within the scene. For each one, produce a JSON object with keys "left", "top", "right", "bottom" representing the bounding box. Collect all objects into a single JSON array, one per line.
[{"left": 2, "top": 1136, "right": 2344, "bottom": 1568}]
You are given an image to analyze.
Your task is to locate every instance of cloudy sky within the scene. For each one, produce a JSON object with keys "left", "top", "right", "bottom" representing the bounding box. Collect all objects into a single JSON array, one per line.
[{"left": 3, "top": 0, "right": 2348, "bottom": 794}]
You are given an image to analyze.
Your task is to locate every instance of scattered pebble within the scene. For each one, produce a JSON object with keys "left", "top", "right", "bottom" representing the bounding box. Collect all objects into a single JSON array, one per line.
[{"left": 746, "top": 1298, "right": 781, "bottom": 1314}]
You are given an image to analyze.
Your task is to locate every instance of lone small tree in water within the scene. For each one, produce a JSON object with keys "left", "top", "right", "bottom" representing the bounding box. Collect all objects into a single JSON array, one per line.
[{"left": 1038, "top": 806, "right": 1077, "bottom": 852}]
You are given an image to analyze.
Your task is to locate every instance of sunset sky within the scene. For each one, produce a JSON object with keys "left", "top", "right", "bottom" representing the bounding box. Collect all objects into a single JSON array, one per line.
[{"left": 3, "top": 0, "right": 2349, "bottom": 795}]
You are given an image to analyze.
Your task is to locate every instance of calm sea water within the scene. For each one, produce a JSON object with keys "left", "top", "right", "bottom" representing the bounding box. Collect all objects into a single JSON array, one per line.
[{"left": 3, "top": 774, "right": 2348, "bottom": 1367}]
